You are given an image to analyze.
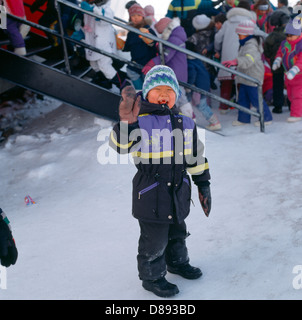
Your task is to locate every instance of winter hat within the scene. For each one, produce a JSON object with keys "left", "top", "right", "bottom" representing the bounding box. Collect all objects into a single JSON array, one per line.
[
  {"left": 155, "top": 17, "right": 172, "bottom": 34},
  {"left": 128, "top": 3, "right": 145, "bottom": 17},
  {"left": 235, "top": 20, "right": 256, "bottom": 35},
  {"left": 142, "top": 65, "right": 181, "bottom": 101},
  {"left": 285, "top": 19, "right": 302, "bottom": 36},
  {"left": 144, "top": 5, "right": 154, "bottom": 17},
  {"left": 192, "top": 14, "right": 211, "bottom": 30},
  {"left": 269, "top": 10, "right": 290, "bottom": 27}
]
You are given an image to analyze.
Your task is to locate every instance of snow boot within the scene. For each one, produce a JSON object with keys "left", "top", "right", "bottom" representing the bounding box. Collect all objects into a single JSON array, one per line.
[
  {"left": 167, "top": 263, "right": 202, "bottom": 279},
  {"left": 272, "top": 106, "right": 282, "bottom": 114},
  {"left": 142, "top": 277, "right": 179, "bottom": 298},
  {"left": 206, "top": 114, "right": 221, "bottom": 131}
]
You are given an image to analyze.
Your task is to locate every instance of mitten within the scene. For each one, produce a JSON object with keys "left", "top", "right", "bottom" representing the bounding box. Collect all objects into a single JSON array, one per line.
[
  {"left": 81, "top": 1, "right": 94, "bottom": 12},
  {"left": 139, "top": 28, "right": 154, "bottom": 45},
  {"left": 198, "top": 186, "right": 212, "bottom": 217},
  {"left": 116, "top": 35, "right": 125, "bottom": 50},
  {"left": 272, "top": 57, "right": 282, "bottom": 71},
  {"left": 286, "top": 65, "right": 300, "bottom": 80},
  {"left": 142, "top": 59, "right": 156, "bottom": 75},
  {"left": 119, "top": 86, "right": 141, "bottom": 124},
  {"left": 222, "top": 59, "right": 238, "bottom": 68},
  {"left": 0, "top": 210, "right": 18, "bottom": 267}
]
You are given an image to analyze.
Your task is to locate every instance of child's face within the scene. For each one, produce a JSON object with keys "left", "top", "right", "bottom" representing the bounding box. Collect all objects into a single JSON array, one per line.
[
  {"left": 130, "top": 14, "right": 144, "bottom": 26},
  {"left": 147, "top": 85, "right": 176, "bottom": 109},
  {"left": 215, "top": 22, "right": 222, "bottom": 30},
  {"left": 286, "top": 34, "right": 300, "bottom": 41},
  {"left": 238, "top": 34, "right": 249, "bottom": 40}
]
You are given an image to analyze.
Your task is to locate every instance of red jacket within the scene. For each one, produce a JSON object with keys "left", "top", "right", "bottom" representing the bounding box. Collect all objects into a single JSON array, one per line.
[{"left": 4, "top": 0, "right": 25, "bottom": 17}]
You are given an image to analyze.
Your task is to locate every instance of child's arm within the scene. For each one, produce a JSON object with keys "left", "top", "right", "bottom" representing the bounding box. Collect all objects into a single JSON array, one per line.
[{"left": 109, "top": 86, "right": 141, "bottom": 154}]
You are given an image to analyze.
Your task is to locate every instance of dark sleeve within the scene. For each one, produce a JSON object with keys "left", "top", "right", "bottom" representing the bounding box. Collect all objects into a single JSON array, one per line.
[{"left": 109, "top": 121, "right": 141, "bottom": 154}]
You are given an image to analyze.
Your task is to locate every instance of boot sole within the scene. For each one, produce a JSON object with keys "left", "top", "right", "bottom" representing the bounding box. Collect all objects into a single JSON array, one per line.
[{"left": 142, "top": 282, "right": 179, "bottom": 298}]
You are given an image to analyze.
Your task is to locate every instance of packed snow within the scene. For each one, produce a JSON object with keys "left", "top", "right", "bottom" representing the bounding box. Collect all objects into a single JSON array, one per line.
[{"left": 0, "top": 94, "right": 302, "bottom": 300}]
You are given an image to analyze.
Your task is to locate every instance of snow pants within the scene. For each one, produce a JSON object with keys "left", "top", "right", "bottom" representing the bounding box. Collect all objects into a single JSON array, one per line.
[
  {"left": 285, "top": 74, "right": 302, "bottom": 117},
  {"left": 237, "top": 84, "right": 273, "bottom": 123},
  {"left": 137, "top": 220, "right": 189, "bottom": 281},
  {"left": 6, "top": 18, "right": 25, "bottom": 49}
]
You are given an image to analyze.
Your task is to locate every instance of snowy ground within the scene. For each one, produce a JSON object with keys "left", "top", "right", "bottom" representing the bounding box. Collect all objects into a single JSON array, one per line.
[{"left": 0, "top": 94, "right": 302, "bottom": 300}]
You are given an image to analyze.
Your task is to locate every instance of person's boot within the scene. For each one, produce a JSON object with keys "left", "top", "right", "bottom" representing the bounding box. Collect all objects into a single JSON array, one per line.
[
  {"left": 272, "top": 106, "right": 282, "bottom": 114},
  {"left": 142, "top": 277, "right": 179, "bottom": 298},
  {"left": 167, "top": 263, "right": 202, "bottom": 279},
  {"left": 206, "top": 114, "right": 221, "bottom": 131}
]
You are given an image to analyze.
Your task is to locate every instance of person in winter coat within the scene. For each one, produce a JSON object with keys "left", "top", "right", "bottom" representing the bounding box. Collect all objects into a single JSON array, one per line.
[
  {"left": 166, "top": 0, "right": 223, "bottom": 37},
  {"left": 142, "top": 17, "right": 195, "bottom": 119},
  {"left": 121, "top": 3, "right": 157, "bottom": 90},
  {"left": 186, "top": 14, "right": 221, "bottom": 130},
  {"left": 0, "top": 208, "right": 18, "bottom": 268},
  {"left": 214, "top": 0, "right": 267, "bottom": 113},
  {"left": 272, "top": 19, "right": 302, "bottom": 122},
  {"left": 263, "top": 10, "right": 289, "bottom": 113},
  {"left": 222, "top": 20, "right": 273, "bottom": 126},
  {"left": 252, "top": 0, "right": 274, "bottom": 33},
  {"left": 109, "top": 65, "right": 211, "bottom": 298},
  {"left": 187, "top": 14, "right": 217, "bottom": 89},
  {"left": 80, "top": 0, "right": 126, "bottom": 90},
  {"left": 2, "top": 0, "right": 28, "bottom": 55}
]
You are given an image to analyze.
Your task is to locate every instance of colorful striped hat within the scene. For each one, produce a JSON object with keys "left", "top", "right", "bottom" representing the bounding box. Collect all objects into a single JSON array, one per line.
[
  {"left": 142, "top": 65, "right": 181, "bottom": 101},
  {"left": 235, "top": 20, "right": 256, "bottom": 35}
]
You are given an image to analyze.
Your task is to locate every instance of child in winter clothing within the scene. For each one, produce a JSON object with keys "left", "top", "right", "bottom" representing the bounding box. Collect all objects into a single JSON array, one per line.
[
  {"left": 187, "top": 14, "right": 217, "bottom": 90},
  {"left": 81, "top": 0, "right": 126, "bottom": 90},
  {"left": 142, "top": 17, "right": 195, "bottom": 119},
  {"left": 109, "top": 65, "right": 211, "bottom": 298},
  {"left": 186, "top": 15, "right": 222, "bottom": 131},
  {"left": 122, "top": 3, "right": 157, "bottom": 90},
  {"left": 0, "top": 208, "right": 18, "bottom": 267},
  {"left": 263, "top": 10, "right": 289, "bottom": 113},
  {"left": 222, "top": 20, "right": 273, "bottom": 126},
  {"left": 2, "top": 0, "right": 28, "bottom": 55},
  {"left": 273, "top": 19, "right": 302, "bottom": 122}
]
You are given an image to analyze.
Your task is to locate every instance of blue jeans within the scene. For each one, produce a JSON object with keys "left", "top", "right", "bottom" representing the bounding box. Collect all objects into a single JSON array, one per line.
[
  {"left": 197, "top": 97, "right": 213, "bottom": 121},
  {"left": 237, "top": 84, "right": 273, "bottom": 123}
]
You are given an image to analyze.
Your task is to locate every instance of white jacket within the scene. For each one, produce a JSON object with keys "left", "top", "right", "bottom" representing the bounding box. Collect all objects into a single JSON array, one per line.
[{"left": 83, "top": 0, "right": 117, "bottom": 62}]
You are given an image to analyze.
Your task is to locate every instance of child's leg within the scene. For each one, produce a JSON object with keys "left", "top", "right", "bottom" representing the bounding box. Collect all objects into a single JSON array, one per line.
[
  {"left": 137, "top": 221, "right": 169, "bottom": 281},
  {"left": 6, "top": 18, "right": 26, "bottom": 53},
  {"left": 219, "top": 80, "right": 234, "bottom": 110},
  {"left": 197, "top": 96, "right": 214, "bottom": 121},
  {"left": 247, "top": 85, "right": 273, "bottom": 122},
  {"left": 237, "top": 84, "right": 252, "bottom": 123},
  {"left": 286, "top": 76, "right": 302, "bottom": 117},
  {"left": 165, "top": 221, "right": 189, "bottom": 268}
]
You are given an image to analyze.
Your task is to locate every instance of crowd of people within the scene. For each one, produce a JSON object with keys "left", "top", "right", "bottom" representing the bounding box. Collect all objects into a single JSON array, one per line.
[{"left": 2, "top": 0, "right": 302, "bottom": 128}]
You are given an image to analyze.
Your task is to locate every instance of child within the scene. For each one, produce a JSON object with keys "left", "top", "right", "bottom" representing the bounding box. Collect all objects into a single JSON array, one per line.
[
  {"left": 187, "top": 14, "right": 217, "bottom": 90},
  {"left": 3, "top": 0, "right": 28, "bottom": 55},
  {"left": 272, "top": 19, "right": 302, "bottom": 122},
  {"left": 109, "top": 65, "right": 211, "bottom": 298},
  {"left": 142, "top": 17, "right": 195, "bottom": 118},
  {"left": 263, "top": 10, "right": 289, "bottom": 113},
  {"left": 222, "top": 20, "right": 273, "bottom": 126},
  {"left": 186, "top": 16, "right": 222, "bottom": 131},
  {"left": 81, "top": 0, "right": 126, "bottom": 90},
  {"left": 122, "top": 3, "right": 157, "bottom": 90},
  {"left": 0, "top": 208, "right": 18, "bottom": 267}
]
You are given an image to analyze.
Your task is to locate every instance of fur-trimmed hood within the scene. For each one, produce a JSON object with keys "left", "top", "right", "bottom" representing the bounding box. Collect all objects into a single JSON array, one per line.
[{"left": 161, "top": 18, "right": 183, "bottom": 41}]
